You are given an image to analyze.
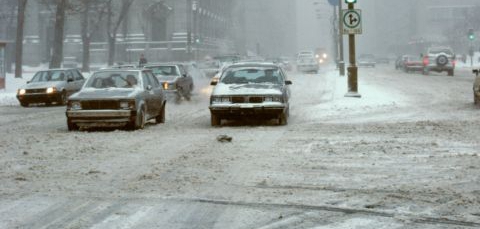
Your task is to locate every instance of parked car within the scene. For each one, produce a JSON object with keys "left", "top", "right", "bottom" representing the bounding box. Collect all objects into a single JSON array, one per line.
[
  {"left": 209, "top": 62, "right": 292, "bottom": 126},
  {"left": 16, "top": 69, "right": 85, "bottom": 107},
  {"left": 402, "top": 55, "right": 424, "bottom": 73},
  {"left": 144, "top": 63, "right": 194, "bottom": 102},
  {"left": 473, "top": 69, "right": 480, "bottom": 105},
  {"left": 66, "top": 69, "right": 166, "bottom": 131},
  {"left": 357, "top": 54, "right": 376, "bottom": 68},
  {"left": 422, "top": 46, "right": 455, "bottom": 76},
  {"left": 296, "top": 54, "right": 319, "bottom": 73}
]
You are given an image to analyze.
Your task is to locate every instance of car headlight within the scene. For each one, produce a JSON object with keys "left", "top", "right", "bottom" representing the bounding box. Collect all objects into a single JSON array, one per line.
[
  {"left": 212, "top": 96, "right": 231, "bottom": 104},
  {"left": 71, "top": 101, "right": 81, "bottom": 110},
  {"left": 46, "top": 87, "right": 57, "bottom": 94},
  {"left": 119, "top": 101, "right": 135, "bottom": 110},
  {"left": 323, "top": 53, "right": 328, "bottom": 59},
  {"left": 264, "top": 96, "right": 282, "bottom": 103},
  {"left": 18, "top": 89, "right": 26, "bottom": 95},
  {"left": 162, "top": 82, "right": 169, "bottom": 90}
]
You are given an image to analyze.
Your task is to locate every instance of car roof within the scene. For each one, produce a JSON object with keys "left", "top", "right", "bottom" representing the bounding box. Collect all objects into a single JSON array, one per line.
[
  {"left": 226, "top": 62, "right": 280, "bottom": 69},
  {"left": 144, "top": 63, "right": 183, "bottom": 67},
  {"left": 37, "top": 68, "right": 77, "bottom": 71},
  {"left": 94, "top": 68, "right": 149, "bottom": 73}
]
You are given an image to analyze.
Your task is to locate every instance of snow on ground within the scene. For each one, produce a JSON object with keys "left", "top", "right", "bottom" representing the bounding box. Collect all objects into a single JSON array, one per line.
[{"left": 0, "top": 64, "right": 479, "bottom": 228}]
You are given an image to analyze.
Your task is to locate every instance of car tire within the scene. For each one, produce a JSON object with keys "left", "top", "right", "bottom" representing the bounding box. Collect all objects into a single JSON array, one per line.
[
  {"left": 156, "top": 103, "right": 166, "bottom": 124},
  {"left": 475, "top": 94, "right": 479, "bottom": 105},
  {"left": 128, "top": 107, "right": 146, "bottom": 130},
  {"left": 448, "top": 70, "right": 454, "bottom": 76},
  {"left": 59, "top": 91, "right": 67, "bottom": 105},
  {"left": 278, "top": 112, "right": 288, "bottom": 126},
  {"left": 211, "top": 113, "right": 221, "bottom": 126},
  {"left": 20, "top": 102, "right": 29, "bottom": 107},
  {"left": 67, "top": 119, "right": 79, "bottom": 131}
]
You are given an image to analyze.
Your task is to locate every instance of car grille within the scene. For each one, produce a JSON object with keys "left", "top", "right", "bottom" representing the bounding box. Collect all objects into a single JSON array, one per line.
[
  {"left": 81, "top": 100, "right": 119, "bottom": 110},
  {"left": 249, "top": 97, "right": 263, "bottom": 103},
  {"left": 230, "top": 96, "right": 265, "bottom": 104},
  {"left": 26, "top": 89, "right": 46, "bottom": 94},
  {"left": 232, "top": 96, "right": 245, "bottom": 103}
]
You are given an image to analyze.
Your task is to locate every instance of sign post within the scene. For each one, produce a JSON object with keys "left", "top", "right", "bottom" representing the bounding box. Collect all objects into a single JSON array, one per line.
[
  {"left": 342, "top": 1, "right": 361, "bottom": 98},
  {"left": 0, "top": 41, "right": 7, "bottom": 90}
]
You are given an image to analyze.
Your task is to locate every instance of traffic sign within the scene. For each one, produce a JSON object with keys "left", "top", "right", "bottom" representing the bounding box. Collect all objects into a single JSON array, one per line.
[{"left": 342, "top": 9, "right": 362, "bottom": 34}]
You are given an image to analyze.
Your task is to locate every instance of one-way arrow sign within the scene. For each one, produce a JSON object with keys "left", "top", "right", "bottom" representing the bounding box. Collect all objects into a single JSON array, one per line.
[{"left": 342, "top": 9, "right": 362, "bottom": 34}]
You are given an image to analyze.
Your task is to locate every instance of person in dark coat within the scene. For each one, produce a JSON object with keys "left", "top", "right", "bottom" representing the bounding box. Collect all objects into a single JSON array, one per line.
[{"left": 139, "top": 54, "right": 148, "bottom": 67}]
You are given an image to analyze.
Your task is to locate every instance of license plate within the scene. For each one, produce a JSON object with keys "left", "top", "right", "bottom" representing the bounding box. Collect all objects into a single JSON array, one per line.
[{"left": 240, "top": 104, "right": 254, "bottom": 109}]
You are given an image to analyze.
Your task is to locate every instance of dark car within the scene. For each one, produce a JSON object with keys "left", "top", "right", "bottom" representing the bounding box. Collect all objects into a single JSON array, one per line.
[
  {"left": 16, "top": 69, "right": 85, "bottom": 107},
  {"left": 422, "top": 46, "right": 455, "bottom": 76},
  {"left": 402, "top": 55, "right": 424, "bottom": 73},
  {"left": 209, "top": 63, "right": 292, "bottom": 126},
  {"left": 66, "top": 69, "right": 166, "bottom": 131},
  {"left": 144, "top": 64, "right": 194, "bottom": 102}
]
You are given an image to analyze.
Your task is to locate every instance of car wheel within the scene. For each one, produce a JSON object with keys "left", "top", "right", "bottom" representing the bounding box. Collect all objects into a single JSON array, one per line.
[
  {"left": 128, "top": 107, "right": 146, "bottom": 130},
  {"left": 67, "top": 119, "right": 79, "bottom": 131},
  {"left": 211, "top": 113, "right": 221, "bottom": 126},
  {"left": 156, "top": 103, "right": 166, "bottom": 124},
  {"left": 59, "top": 91, "right": 67, "bottom": 105},
  {"left": 278, "top": 112, "right": 288, "bottom": 126},
  {"left": 448, "top": 70, "right": 454, "bottom": 76},
  {"left": 20, "top": 102, "right": 29, "bottom": 107}
]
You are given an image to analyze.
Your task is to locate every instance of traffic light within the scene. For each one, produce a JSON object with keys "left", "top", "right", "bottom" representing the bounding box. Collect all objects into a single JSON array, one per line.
[
  {"left": 345, "top": 0, "right": 357, "bottom": 3},
  {"left": 468, "top": 28, "right": 475, "bottom": 40}
]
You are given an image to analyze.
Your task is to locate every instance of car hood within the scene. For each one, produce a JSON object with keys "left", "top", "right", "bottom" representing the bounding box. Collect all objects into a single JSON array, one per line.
[
  {"left": 69, "top": 88, "right": 140, "bottom": 100},
  {"left": 212, "top": 83, "right": 283, "bottom": 96},
  {"left": 21, "top": 81, "right": 63, "bottom": 89}
]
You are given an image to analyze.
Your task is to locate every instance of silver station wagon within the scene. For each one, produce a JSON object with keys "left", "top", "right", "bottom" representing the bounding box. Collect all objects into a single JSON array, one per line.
[{"left": 209, "top": 63, "right": 292, "bottom": 126}]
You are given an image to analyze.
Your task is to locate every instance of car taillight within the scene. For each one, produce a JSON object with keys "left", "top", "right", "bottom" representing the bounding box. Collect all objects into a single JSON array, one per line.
[
  {"left": 423, "top": 57, "right": 429, "bottom": 66},
  {"left": 452, "top": 59, "right": 456, "bottom": 67}
]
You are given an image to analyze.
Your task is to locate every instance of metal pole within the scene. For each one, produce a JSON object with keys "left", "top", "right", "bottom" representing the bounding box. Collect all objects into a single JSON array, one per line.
[
  {"left": 332, "top": 4, "right": 338, "bottom": 69},
  {"left": 186, "top": 0, "right": 193, "bottom": 59},
  {"left": 338, "top": 0, "right": 345, "bottom": 76},
  {"left": 345, "top": 3, "right": 361, "bottom": 98}
]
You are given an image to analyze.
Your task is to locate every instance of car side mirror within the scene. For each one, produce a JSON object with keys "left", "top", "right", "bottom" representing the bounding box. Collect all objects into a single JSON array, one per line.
[
  {"left": 183, "top": 74, "right": 187, "bottom": 77},
  {"left": 26, "top": 80, "right": 30, "bottom": 84},
  {"left": 473, "top": 69, "right": 479, "bottom": 76},
  {"left": 210, "top": 81, "right": 218, "bottom": 86},
  {"left": 67, "top": 78, "right": 74, "bottom": 82},
  {"left": 146, "top": 85, "right": 152, "bottom": 91},
  {"left": 285, "top": 80, "right": 292, "bottom": 85}
]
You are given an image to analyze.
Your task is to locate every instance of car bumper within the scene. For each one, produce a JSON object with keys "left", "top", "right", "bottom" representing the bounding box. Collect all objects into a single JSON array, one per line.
[
  {"left": 17, "top": 92, "right": 62, "bottom": 104},
  {"left": 210, "top": 103, "right": 287, "bottom": 117},
  {"left": 424, "top": 65, "right": 454, "bottom": 71},
  {"left": 66, "top": 109, "right": 136, "bottom": 127}
]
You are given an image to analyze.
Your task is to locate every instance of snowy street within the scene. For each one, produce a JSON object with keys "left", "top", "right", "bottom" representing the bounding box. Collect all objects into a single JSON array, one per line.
[{"left": 1, "top": 65, "right": 479, "bottom": 228}]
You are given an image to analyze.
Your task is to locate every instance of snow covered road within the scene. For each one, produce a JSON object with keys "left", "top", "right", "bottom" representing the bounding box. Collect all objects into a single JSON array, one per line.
[{"left": 0, "top": 65, "right": 479, "bottom": 228}]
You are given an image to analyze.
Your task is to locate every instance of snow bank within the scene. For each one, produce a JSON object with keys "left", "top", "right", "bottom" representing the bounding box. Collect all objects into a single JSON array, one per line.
[{"left": 0, "top": 73, "right": 34, "bottom": 106}]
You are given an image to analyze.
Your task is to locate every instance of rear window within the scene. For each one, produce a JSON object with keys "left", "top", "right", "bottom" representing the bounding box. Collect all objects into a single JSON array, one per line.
[{"left": 85, "top": 71, "right": 141, "bottom": 89}]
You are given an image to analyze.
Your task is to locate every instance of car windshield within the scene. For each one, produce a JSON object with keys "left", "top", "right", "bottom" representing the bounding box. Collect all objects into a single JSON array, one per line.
[
  {"left": 220, "top": 67, "right": 282, "bottom": 84},
  {"left": 85, "top": 71, "right": 141, "bottom": 89},
  {"left": 145, "top": 66, "right": 179, "bottom": 76},
  {"left": 31, "top": 71, "right": 66, "bottom": 82},
  {"left": 429, "top": 48, "right": 453, "bottom": 55}
]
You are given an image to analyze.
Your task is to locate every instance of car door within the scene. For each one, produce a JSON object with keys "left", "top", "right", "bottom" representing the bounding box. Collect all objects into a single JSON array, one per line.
[
  {"left": 141, "top": 72, "right": 156, "bottom": 118},
  {"left": 64, "top": 70, "right": 77, "bottom": 95},
  {"left": 147, "top": 71, "right": 163, "bottom": 113},
  {"left": 72, "top": 70, "right": 85, "bottom": 92}
]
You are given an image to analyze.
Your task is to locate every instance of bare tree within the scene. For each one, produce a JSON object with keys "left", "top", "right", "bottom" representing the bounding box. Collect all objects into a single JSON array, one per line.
[
  {"left": 106, "top": 0, "right": 134, "bottom": 66},
  {"left": 74, "top": 0, "right": 108, "bottom": 72},
  {"left": 49, "top": 0, "right": 67, "bottom": 69},
  {"left": 15, "top": 0, "right": 27, "bottom": 78}
]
